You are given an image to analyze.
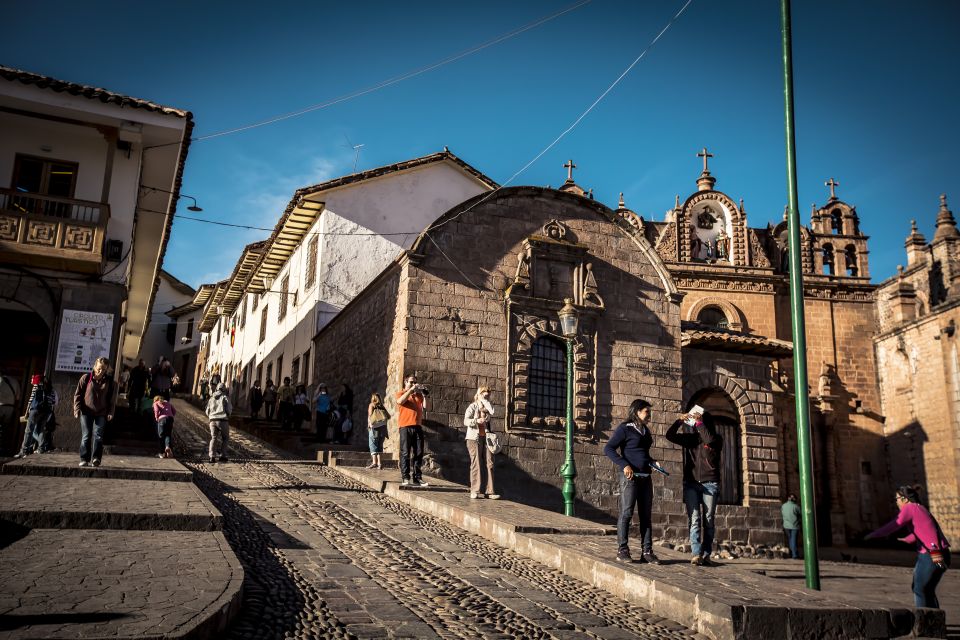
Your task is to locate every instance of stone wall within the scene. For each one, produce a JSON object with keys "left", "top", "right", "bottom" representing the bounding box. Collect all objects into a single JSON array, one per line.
[
  {"left": 310, "top": 266, "right": 401, "bottom": 445},
  {"left": 396, "top": 187, "right": 685, "bottom": 529},
  {"left": 875, "top": 300, "right": 960, "bottom": 542}
]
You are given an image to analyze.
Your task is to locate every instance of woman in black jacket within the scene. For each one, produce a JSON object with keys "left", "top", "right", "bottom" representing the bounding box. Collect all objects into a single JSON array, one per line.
[{"left": 604, "top": 399, "right": 661, "bottom": 565}]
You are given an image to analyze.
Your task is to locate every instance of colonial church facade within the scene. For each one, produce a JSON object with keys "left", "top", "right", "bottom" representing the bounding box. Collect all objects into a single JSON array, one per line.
[
  {"left": 195, "top": 149, "right": 957, "bottom": 548},
  {"left": 305, "top": 154, "right": 906, "bottom": 547}
]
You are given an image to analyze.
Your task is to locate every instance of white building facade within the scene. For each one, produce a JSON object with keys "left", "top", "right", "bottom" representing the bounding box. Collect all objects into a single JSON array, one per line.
[{"left": 199, "top": 152, "right": 495, "bottom": 409}]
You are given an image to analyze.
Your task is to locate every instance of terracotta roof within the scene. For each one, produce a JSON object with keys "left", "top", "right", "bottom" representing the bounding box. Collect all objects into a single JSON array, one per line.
[
  {"left": 0, "top": 65, "right": 191, "bottom": 118},
  {"left": 681, "top": 322, "right": 793, "bottom": 357}
]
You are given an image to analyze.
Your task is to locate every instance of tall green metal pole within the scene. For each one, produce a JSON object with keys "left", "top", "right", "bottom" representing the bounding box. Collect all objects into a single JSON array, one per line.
[
  {"left": 561, "top": 338, "right": 577, "bottom": 516},
  {"left": 780, "top": 0, "right": 820, "bottom": 590}
]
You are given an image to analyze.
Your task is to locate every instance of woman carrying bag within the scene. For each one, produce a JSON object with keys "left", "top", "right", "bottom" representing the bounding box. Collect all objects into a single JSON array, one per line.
[
  {"left": 463, "top": 386, "right": 499, "bottom": 500},
  {"left": 367, "top": 392, "right": 390, "bottom": 469}
]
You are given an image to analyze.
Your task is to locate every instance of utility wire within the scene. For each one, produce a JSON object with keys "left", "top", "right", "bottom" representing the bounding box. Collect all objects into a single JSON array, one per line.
[{"left": 191, "top": 1, "right": 591, "bottom": 142}]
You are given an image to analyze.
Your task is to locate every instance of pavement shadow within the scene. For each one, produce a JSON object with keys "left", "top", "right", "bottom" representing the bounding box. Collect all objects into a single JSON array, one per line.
[
  {"left": 0, "top": 612, "right": 130, "bottom": 630},
  {"left": 0, "top": 519, "right": 29, "bottom": 550}
]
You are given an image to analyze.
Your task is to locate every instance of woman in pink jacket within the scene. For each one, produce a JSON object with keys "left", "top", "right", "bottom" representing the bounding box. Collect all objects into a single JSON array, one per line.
[
  {"left": 866, "top": 485, "right": 950, "bottom": 608},
  {"left": 153, "top": 395, "right": 177, "bottom": 459}
]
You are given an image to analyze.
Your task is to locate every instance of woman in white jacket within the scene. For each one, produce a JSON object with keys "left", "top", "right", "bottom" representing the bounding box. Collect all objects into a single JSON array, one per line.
[{"left": 463, "top": 386, "right": 499, "bottom": 500}]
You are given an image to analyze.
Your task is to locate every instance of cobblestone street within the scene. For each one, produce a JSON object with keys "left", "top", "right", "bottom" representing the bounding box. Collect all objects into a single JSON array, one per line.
[{"left": 172, "top": 400, "right": 706, "bottom": 640}]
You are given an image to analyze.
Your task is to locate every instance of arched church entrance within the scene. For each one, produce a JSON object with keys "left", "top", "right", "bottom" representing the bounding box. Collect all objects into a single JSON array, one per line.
[
  {"left": 687, "top": 388, "right": 743, "bottom": 505},
  {"left": 0, "top": 304, "right": 50, "bottom": 454}
]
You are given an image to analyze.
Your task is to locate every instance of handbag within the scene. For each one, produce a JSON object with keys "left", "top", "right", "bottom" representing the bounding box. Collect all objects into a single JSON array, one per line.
[{"left": 485, "top": 432, "right": 502, "bottom": 455}]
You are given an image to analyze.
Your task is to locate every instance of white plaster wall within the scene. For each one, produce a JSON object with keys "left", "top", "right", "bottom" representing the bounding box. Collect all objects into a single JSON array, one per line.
[
  {"left": 201, "top": 160, "right": 491, "bottom": 401},
  {"left": 139, "top": 275, "right": 192, "bottom": 366}
]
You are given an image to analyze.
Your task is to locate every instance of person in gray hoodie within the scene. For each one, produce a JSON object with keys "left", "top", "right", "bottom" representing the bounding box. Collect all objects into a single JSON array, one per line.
[{"left": 205, "top": 383, "right": 232, "bottom": 463}]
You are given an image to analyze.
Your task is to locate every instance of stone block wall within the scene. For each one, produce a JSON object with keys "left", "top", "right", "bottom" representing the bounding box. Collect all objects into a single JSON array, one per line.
[
  {"left": 875, "top": 300, "right": 960, "bottom": 542},
  {"left": 396, "top": 187, "right": 686, "bottom": 526}
]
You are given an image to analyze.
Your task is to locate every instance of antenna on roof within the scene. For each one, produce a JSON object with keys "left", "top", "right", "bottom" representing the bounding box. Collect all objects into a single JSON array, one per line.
[{"left": 341, "top": 130, "right": 365, "bottom": 173}]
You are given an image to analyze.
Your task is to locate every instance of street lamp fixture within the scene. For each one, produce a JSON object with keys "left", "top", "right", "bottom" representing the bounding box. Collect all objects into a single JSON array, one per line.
[
  {"left": 142, "top": 185, "right": 204, "bottom": 212},
  {"left": 558, "top": 297, "right": 579, "bottom": 516}
]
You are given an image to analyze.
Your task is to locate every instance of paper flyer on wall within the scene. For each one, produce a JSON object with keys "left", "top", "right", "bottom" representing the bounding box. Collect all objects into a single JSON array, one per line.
[{"left": 55, "top": 309, "right": 113, "bottom": 372}]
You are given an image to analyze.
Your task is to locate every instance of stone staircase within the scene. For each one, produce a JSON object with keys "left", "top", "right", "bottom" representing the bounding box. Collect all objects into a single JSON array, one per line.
[{"left": 315, "top": 444, "right": 395, "bottom": 468}]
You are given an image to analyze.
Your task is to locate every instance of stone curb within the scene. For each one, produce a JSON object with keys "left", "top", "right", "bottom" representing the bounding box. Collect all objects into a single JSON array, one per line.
[
  {"left": 333, "top": 466, "right": 946, "bottom": 640},
  {"left": 1, "top": 461, "right": 194, "bottom": 483}
]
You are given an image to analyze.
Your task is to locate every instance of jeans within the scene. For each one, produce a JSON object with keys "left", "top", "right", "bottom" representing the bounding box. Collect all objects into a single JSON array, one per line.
[
  {"left": 18, "top": 410, "right": 41, "bottom": 454},
  {"left": 209, "top": 419, "right": 230, "bottom": 459},
  {"left": 157, "top": 416, "right": 174, "bottom": 452},
  {"left": 278, "top": 401, "right": 292, "bottom": 430},
  {"left": 467, "top": 438, "right": 495, "bottom": 495},
  {"left": 265, "top": 401, "right": 275, "bottom": 421},
  {"left": 913, "top": 549, "right": 950, "bottom": 608},
  {"left": 369, "top": 427, "right": 386, "bottom": 454},
  {"left": 684, "top": 481, "right": 719, "bottom": 557},
  {"left": 399, "top": 425, "right": 424, "bottom": 481},
  {"left": 79, "top": 414, "right": 106, "bottom": 462},
  {"left": 785, "top": 528, "right": 800, "bottom": 559},
  {"left": 617, "top": 473, "right": 653, "bottom": 553}
]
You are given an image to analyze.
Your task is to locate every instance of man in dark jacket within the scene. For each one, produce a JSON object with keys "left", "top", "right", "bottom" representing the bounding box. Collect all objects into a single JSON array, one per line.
[
  {"left": 128, "top": 359, "right": 148, "bottom": 415},
  {"left": 74, "top": 357, "right": 117, "bottom": 468},
  {"left": 666, "top": 409, "right": 723, "bottom": 566}
]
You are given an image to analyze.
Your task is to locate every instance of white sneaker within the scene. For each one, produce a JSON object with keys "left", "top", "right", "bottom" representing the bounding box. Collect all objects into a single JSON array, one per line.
[
  {"left": 470, "top": 492, "right": 482, "bottom": 499},
  {"left": 79, "top": 461, "right": 90, "bottom": 467},
  {"left": 91, "top": 459, "right": 101, "bottom": 467},
  {"left": 487, "top": 494, "right": 501, "bottom": 500},
  {"left": 401, "top": 479, "right": 411, "bottom": 486},
  {"left": 416, "top": 480, "right": 429, "bottom": 487}
]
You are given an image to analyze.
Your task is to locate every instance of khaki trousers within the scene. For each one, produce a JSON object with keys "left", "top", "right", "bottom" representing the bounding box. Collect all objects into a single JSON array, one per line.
[{"left": 467, "top": 438, "right": 495, "bottom": 495}]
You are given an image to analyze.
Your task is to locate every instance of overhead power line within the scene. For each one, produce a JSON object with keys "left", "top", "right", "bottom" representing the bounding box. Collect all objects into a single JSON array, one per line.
[{"left": 191, "top": 1, "right": 592, "bottom": 142}]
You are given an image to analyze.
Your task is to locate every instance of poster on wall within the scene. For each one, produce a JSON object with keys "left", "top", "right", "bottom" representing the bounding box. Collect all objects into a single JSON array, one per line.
[{"left": 55, "top": 309, "right": 114, "bottom": 372}]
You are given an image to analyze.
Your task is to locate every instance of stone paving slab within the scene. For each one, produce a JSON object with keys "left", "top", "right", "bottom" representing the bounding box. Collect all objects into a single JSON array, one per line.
[
  {"left": 0, "top": 529, "right": 243, "bottom": 639},
  {"left": 337, "top": 465, "right": 948, "bottom": 640},
  {"left": 2, "top": 452, "right": 194, "bottom": 482},
  {"left": 335, "top": 466, "right": 617, "bottom": 535},
  {"left": 0, "top": 475, "right": 221, "bottom": 531}
]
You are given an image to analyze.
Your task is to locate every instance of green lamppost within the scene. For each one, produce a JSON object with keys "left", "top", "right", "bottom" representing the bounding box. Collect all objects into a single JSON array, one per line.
[{"left": 558, "top": 298, "right": 579, "bottom": 516}]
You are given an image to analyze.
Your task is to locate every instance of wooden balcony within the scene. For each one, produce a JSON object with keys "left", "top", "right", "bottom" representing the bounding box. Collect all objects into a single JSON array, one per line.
[{"left": 0, "top": 188, "right": 110, "bottom": 274}]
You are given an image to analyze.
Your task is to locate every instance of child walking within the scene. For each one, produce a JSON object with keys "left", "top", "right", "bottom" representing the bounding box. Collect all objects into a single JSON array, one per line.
[
  {"left": 206, "top": 383, "right": 232, "bottom": 463},
  {"left": 153, "top": 395, "right": 176, "bottom": 458}
]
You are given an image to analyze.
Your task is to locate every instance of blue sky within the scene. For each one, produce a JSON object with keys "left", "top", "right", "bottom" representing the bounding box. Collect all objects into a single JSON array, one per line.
[{"left": 5, "top": 1, "right": 958, "bottom": 289}]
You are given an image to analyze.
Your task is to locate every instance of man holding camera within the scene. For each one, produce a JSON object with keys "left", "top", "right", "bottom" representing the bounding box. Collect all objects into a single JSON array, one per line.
[{"left": 396, "top": 374, "right": 429, "bottom": 487}]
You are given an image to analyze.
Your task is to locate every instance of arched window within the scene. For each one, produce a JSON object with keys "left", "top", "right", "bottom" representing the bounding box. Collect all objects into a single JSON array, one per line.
[
  {"left": 528, "top": 336, "right": 567, "bottom": 419},
  {"left": 822, "top": 243, "right": 835, "bottom": 275},
  {"left": 697, "top": 306, "right": 729, "bottom": 330},
  {"left": 830, "top": 209, "right": 842, "bottom": 234},
  {"left": 844, "top": 244, "right": 858, "bottom": 277}
]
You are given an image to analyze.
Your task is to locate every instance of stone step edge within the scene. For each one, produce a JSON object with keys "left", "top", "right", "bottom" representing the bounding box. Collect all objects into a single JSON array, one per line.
[
  {"left": 330, "top": 466, "right": 944, "bottom": 640},
  {"left": 0, "top": 463, "right": 194, "bottom": 483},
  {"left": 0, "top": 510, "right": 222, "bottom": 532},
  {"left": 177, "top": 530, "right": 245, "bottom": 640}
]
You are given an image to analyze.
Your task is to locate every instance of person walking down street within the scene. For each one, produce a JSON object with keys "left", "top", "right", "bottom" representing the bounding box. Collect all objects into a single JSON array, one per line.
[
  {"left": 74, "top": 357, "right": 116, "bottom": 468},
  {"left": 314, "top": 384, "right": 333, "bottom": 443},
  {"left": 463, "top": 386, "right": 499, "bottom": 500},
  {"left": 15, "top": 376, "right": 58, "bottom": 458},
  {"left": 866, "top": 485, "right": 951, "bottom": 608},
  {"left": 198, "top": 374, "right": 210, "bottom": 403},
  {"left": 205, "top": 382, "right": 232, "bottom": 463},
  {"left": 367, "top": 392, "right": 390, "bottom": 469},
  {"left": 604, "top": 399, "right": 661, "bottom": 565},
  {"left": 153, "top": 395, "right": 176, "bottom": 458},
  {"left": 277, "top": 377, "right": 294, "bottom": 431},
  {"left": 263, "top": 379, "right": 277, "bottom": 421},
  {"left": 292, "top": 384, "right": 309, "bottom": 432},
  {"left": 128, "top": 359, "right": 149, "bottom": 415},
  {"left": 666, "top": 408, "right": 723, "bottom": 566},
  {"left": 151, "top": 358, "right": 174, "bottom": 401},
  {"left": 781, "top": 493, "right": 802, "bottom": 559},
  {"left": 249, "top": 380, "right": 264, "bottom": 419},
  {"left": 396, "top": 374, "right": 429, "bottom": 487},
  {"left": 339, "top": 384, "right": 354, "bottom": 415}
]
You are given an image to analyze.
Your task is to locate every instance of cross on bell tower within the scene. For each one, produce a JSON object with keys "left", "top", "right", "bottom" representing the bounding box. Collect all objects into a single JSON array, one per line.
[
  {"left": 825, "top": 178, "right": 840, "bottom": 200},
  {"left": 695, "top": 147, "right": 717, "bottom": 191},
  {"left": 563, "top": 159, "right": 577, "bottom": 183}
]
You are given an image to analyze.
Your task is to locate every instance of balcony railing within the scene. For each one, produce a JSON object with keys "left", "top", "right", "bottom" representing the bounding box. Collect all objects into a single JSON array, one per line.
[{"left": 0, "top": 188, "right": 110, "bottom": 274}]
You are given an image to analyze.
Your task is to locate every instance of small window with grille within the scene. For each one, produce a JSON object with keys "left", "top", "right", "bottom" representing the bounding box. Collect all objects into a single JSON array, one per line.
[
  {"left": 697, "top": 306, "right": 729, "bottom": 330},
  {"left": 528, "top": 336, "right": 567, "bottom": 419}
]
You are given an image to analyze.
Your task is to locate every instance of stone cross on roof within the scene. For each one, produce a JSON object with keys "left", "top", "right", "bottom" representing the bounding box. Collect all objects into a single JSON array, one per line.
[
  {"left": 825, "top": 177, "right": 840, "bottom": 200},
  {"left": 563, "top": 159, "right": 577, "bottom": 182},
  {"left": 697, "top": 147, "right": 713, "bottom": 173}
]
